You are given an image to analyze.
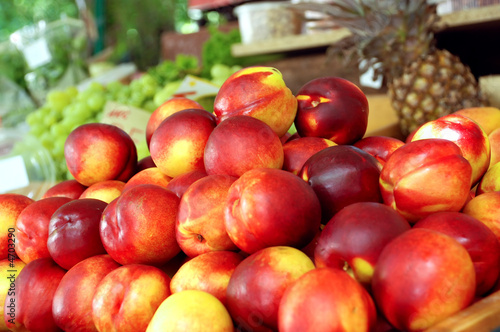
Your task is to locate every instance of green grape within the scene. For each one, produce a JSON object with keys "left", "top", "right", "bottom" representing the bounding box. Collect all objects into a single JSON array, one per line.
[
  {"left": 142, "top": 100, "right": 157, "bottom": 113},
  {"left": 46, "top": 90, "right": 72, "bottom": 112},
  {"left": 115, "top": 86, "right": 132, "bottom": 103},
  {"left": 135, "top": 140, "right": 150, "bottom": 161},
  {"left": 141, "top": 83, "right": 158, "bottom": 99},
  {"left": 40, "top": 132, "right": 54, "bottom": 150},
  {"left": 36, "top": 106, "right": 54, "bottom": 118},
  {"left": 26, "top": 108, "right": 45, "bottom": 127},
  {"left": 43, "top": 113, "right": 59, "bottom": 127},
  {"left": 62, "top": 104, "right": 75, "bottom": 118},
  {"left": 49, "top": 107, "right": 63, "bottom": 120},
  {"left": 230, "top": 65, "right": 243, "bottom": 74},
  {"left": 72, "top": 103, "right": 93, "bottom": 123},
  {"left": 140, "top": 73, "right": 158, "bottom": 87},
  {"left": 57, "top": 162, "right": 69, "bottom": 180},
  {"left": 210, "top": 63, "right": 232, "bottom": 81},
  {"left": 65, "top": 86, "right": 79, "bottom": 99},
  {"left": 107, "top": 81, "right": 124, "bottom": 93},
  {"left": 211, "top": 78, "right": 226, "bottom": 88},
  {"left": 94, "top": 112, "right": 104, "bottom": 122},
  {"left": 88, "top": 81, "right": 106, "bottom": 93},
  {"left": 50, "top": 122, "right": 68, "bottom": 137},
  {"left": 87, "top": 93, "right": 106, "bottom": 112},
  {"left": 52, "top": 136, "right": 67, "bottom": 159},
  {"left": 28, "top": 123, "right": 46, "bottom": 137},
  {"left": 75, "top": 91, "right": 91, "bottom": 104},
  {"left": 129, "top": 78, "right": 143, "bottom": 92},
  {"left": 60, "top": 117, "right": 79, "bottom": 134},
  {"left": 153, "top": 80, "right": 182, "bottom": 107},
  {"left": 85, "top": 117, "right": 99, "bottom": 124},
  {"left": 128, "top": 91, "right": 146, "bottom": 108}
]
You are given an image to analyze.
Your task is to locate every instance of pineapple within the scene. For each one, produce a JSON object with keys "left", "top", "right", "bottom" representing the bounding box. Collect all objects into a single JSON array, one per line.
[{"left": 293, "top": 0, "right": 488, "bottom": 136}]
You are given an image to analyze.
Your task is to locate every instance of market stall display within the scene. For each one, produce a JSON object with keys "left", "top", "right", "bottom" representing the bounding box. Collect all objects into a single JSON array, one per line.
[
  {"left": 2, "top": 64, "right": 500, "bottom": 331},
  {"left": 1, "top": 0, "right": 500, "bottom": 331}
]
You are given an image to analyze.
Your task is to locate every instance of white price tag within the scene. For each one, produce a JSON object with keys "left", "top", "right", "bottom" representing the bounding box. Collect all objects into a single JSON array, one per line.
[
  {"left": 0, "top": 155, "right": 30, "bottom": 193},
  {"left": 23, "top": 38, "right": 52, "bottom": 69},
  {"left": 173, "top": 75, "right": 220, "bottom": 100},
  {"left": 100, "top": 101, "right": 151, "bottom": 146}
]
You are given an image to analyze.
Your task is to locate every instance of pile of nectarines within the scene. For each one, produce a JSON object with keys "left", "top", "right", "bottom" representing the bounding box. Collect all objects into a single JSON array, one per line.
[{"left": 1, "top": 66, "right": 500, "bottom": 332}]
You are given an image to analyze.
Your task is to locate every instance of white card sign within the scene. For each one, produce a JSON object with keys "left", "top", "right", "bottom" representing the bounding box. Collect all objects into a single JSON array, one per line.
[
  {"left": 22, "top": 38, "right": 52, "bottom": 69},
  {"left": 0, "top": 155, "right": 30, "bottom": 193},
  {"left": 100, "top": 101, "right": 151, "bottom": 146},
  {"left": 172, "top": 74, "right": 220, "bottom": 100}
]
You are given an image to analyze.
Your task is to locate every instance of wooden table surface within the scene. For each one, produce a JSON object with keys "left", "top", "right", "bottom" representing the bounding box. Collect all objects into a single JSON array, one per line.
[{"left": 425, "top": 290, "right": 500, "bottom": 332}]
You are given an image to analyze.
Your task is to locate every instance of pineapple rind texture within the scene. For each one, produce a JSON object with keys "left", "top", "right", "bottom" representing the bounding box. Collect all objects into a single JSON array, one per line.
[{"left": 389, "top": 49, "right": 487, "bottom": 136}]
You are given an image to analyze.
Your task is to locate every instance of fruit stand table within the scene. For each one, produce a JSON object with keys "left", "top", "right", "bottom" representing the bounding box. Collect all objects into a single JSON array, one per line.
[{"left": 424, "top": 290, "right": 500, "bottom": 331}]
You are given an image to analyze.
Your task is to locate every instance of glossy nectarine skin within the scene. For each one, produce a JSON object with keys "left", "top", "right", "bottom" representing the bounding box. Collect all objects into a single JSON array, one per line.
[
  {"left": 414, "top": 211, "right": 500, "bottom": 296},
  {"left": 42, "top": 180, "right": 88, "bottom": 200},
  {"left": 135, "top": 155, "right": 156, "bottom": 173},
  {"left": 146, "top": 97, "right": 205, "bottom": 146},
  {"left": 4, "top": 257, "right": 66, "bottom": 332},
  {"left": 282, "top": 136, "right": 336, "bottom": 175},
  {"left": 0, "top": 193, "right": 33, "bottom": 260},
  {"left": 78, "top": 180, "right": 125, "bottom": 203},
  {"left": 150, "top": 109, "right": 217, "bottom": 178},
  {"left": 176, "top": 174, "right": 239, "bottom": 257},
  {"left": 92, "top": 264, "right": 171, "bottom": 332},
  {"left": 16, "top": 196, "right": 72, "bottom": 264},
  {"left": 165, "top": 169, "right": 208, "bottom": 198},
  {"left": 454, "top": 106, "right": 500, "bottom": 135},
  {"left": 489, "top": 127, "right": 500, "bottom": 168},
  {"left": 226, "top": 246, "right": 315, "bottom": 331},
  {"left": 204, "top": 115, "right": 284, "bottom": 177},
  {"left": 214, "top": 66, "right": 297, "bottom": 138},
  {"left": 353, "top": 135, "right": 405, "bottom": 166},
  {"left": 170, "top": 250, "right": 244, "bottom": 306},
  {"left": 123, "top": 167, "right": 172, "bottom": 193},
  {"left": 372, "top": 228, "right": 476, "bottom": 332},
  {"left": 300, "top": 145, "right": 382, "bottom": 224},
  {"left": 65, "top": 123, "right": 137, "bottom": 186},
  {"left": 463, "top": 191, "right": 500, "bottom": 242},
  {"left": 52, "top": 255, "right": 120, "bottom": 332},
  {"left": 47, "top": 198, "right": 108, "bottom": 270},
  {"left": 100, "top": 184, "right": 181, "bottom": 266},
  {"left": 224, "top": 168, "right": 321, "bottom": 254},
  {"left": 410, "top": 113, "right": 490, "bottom": 186},
  {"left": 314, "top": 202, "right": 411, "bottom": 286},
  {"left": 380, "top": 138, "right": 472, "bottom": 223},
  {"left": 295, "top": 76, "right": 369, "bottom": 145},
  {"left": 146, "top": 289, "right": 234, "bottom": 332},
  {"left": 279, "top": 267, "right": 377, "bottom": 332},
  {"left": 476, "top": 162, "right": 500, "bottom": 194}
]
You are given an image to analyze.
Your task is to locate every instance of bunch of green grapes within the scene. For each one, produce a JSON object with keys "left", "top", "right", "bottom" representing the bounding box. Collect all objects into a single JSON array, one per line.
[
  {"left": 26, "top": 73, "right": 167, "bottom": 181},
  {"left": 210, "top": 63, "right": 243, "bottom": 87},
  {"left": 106, "top": 73, "right": 165, "bottom": 112},
  {"left": 25, "top": 83, "right": 104, "bottom": 180}
]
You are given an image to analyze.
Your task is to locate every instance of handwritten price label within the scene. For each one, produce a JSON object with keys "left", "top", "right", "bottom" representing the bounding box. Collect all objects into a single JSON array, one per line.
[
  {"left": 100, "top": 101, "right": 150, "bottom": 146},
  {"left": 172, "top": 75, "right": 219, "bottom": 100}
]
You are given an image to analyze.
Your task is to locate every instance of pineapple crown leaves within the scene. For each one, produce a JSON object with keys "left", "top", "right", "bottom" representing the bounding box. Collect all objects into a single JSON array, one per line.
[{"left": 293, "top": 0, "right": 440, "bottom": 81}]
